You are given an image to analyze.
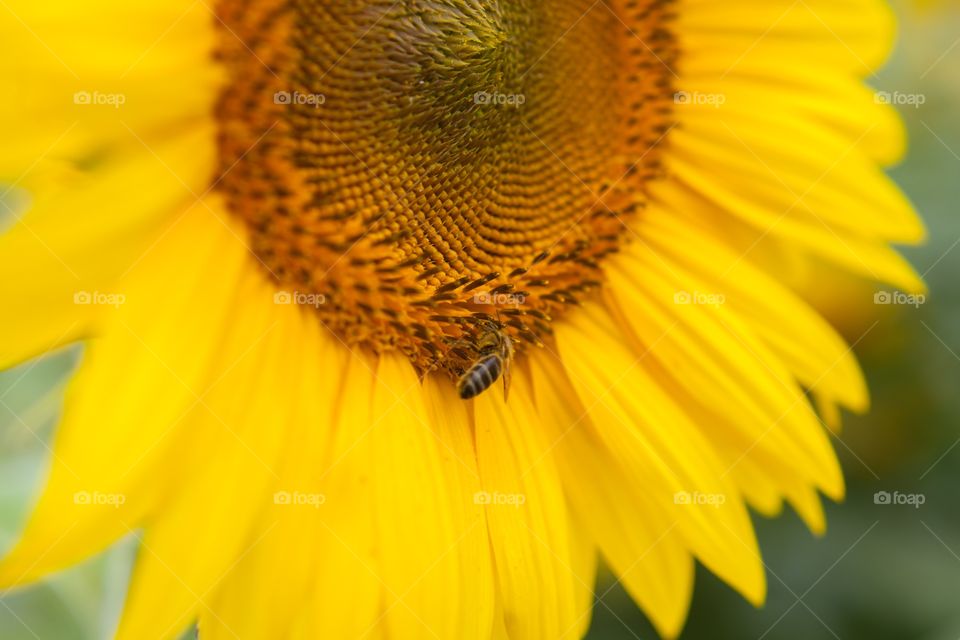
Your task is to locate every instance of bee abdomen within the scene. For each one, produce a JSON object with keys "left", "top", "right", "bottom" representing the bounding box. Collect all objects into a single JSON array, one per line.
[{"left": 457, "top": 355, "right": 503, "bottom": 400}]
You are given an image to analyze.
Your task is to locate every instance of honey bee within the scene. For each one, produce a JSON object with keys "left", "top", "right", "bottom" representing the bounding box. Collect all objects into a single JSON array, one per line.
[{"left": 456, "top": 324, "right": 514, "bottom": 401}]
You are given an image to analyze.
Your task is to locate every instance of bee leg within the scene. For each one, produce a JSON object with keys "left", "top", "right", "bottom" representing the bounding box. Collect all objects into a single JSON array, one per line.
[{"left": 501, "top": 362, "right": 512, "bottom": 403}]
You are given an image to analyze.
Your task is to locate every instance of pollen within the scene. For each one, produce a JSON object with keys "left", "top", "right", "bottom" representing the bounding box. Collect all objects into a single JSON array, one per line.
[{"left": 214, "top": 0, "right": 677, "bottom": 376}]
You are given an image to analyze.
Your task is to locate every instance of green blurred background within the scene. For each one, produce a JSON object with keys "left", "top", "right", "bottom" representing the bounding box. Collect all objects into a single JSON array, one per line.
[{"left": 1, "top": 1, "right": 959, "bottom": 638}]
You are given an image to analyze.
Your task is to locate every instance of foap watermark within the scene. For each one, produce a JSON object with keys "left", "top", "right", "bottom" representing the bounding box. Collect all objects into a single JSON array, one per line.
[
  {"left": 674, "top": 491, "right": 726, "bottom": 508},
  {"left": 473, "top": 292, "right": 526, "bottom": 306},
  {"left": 274, "top": 290, "right": 326, "bottom": 308},
  {"left": 74, "top": 90, "right": 126, "bottom": 109},
  {"left": 673, "top": 90, "right": 726, "bottom": 108},
  {"left": 74, "top": 290, "right": 126, "bottom": 308},
  {"left": 474, "top": 91, "right": 526, "bottom": 107},
  {"left": 874, "top": 490, "right": 925, "bottom": 509},
  {"left": 874, "top": 291, "right": 926, "bottom": 308},
  {"left": 674, "top": 290, "right": 726, "bottom": 307},
  {"left": 474, "top": 491, "right": 526, "bottom": 508},
  {"left": 874, "top": 91, "right": 926, "bottom": 109},
  {"left": 74, "top": 490, "right": 126, "bottom": 508},
  {"left": 273, "top": 490, "right": 326, "bottom": 508},
  {"left": 274, "top": 90, "right": 326, "bottom": 108}
]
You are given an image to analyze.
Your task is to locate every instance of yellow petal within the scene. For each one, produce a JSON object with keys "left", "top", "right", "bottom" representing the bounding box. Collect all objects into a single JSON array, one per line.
[
  {"left": 421, "top": 374, "right": 498, "bottom": 638},
  {"left": 473, "top": 373, "right": 585, "bottom": 639},
  {"left": 653, "top": 175, "right": 925, "bottom": 294},
  {"left": 116, "top": 270, "right": 291, "bottom": 640},
  {"left": 291, "top": 350, "right": 381, "bottom": 639},
  {"left": 0, "top": 200, "right": 247, "bottom": 586},
  {"left": 639, "top": 211, "right": 869, "bottom": 412},
  {"left": 199, "top": 315, "right": 346, "bottom": 639},
  {"left": 669, "top": 112, "right": 923, "bottom": 244},
  {"left": 606, "top": 245, "right": 845, "bottom": 501},
  {"left": 677, "top": 0, "right": 896, "bottom": 76},
  {"left": 676, "top": 69, "right": 905, "bottom": 166},
  {"left": 367, "top": 356, "right": 496, "bottom": 639},
  {"left": 0, "top": 124, "right": 216, "bottom": 370},
  {"left": 556, "top": 303, "right": 766, "bottom": 606},
  {"left": 0, "top": 0, "right": 219, "bottom": 177},
  {"left": 531, "top": 352, "right": 693, "bottom": 638}
]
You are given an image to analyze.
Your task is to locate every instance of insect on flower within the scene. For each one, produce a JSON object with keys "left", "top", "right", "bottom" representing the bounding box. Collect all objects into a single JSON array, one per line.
[{"left": 456, "top": 321, "right": 515, "bottom": 401}]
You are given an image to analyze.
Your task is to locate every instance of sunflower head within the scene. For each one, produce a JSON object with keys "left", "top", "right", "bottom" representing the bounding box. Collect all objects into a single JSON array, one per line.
[{"left": 215, "top": 0, "right": 676, "bottom": 378}]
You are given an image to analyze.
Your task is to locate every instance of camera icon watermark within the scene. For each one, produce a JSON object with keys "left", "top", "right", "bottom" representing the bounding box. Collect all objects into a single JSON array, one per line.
[
  {"left": 674, "top": 491, "right": 727, "bottom": 508},
  {"left": 73, "top": 290, "right": 126, "bottom": 308},
  {"left": 673, "top": 290, "right": 726, "bottom": 307},
  {"left": 874, "top": 291, "right": 926, "bottom": 308},
  {"left": 874, "top": 91, "right": 926, "bottom": 108},
  {"left": 874, "top": 490, "right": 925, "bottom": 509},
  {"left": 73, "top": 90, "right": 126, "bottom": 109},
  {"left": 473, "top": 292, "right": 526, "bottom": 306},
  {"left": 473, "top": 490, "right": 526, "bottom": 508},
  {"left": 273, "top": 90, "right": 326, "bottom": 108},
  {"left": 73, "top": 490, "right": 126, "bottom": 508},
  {"left": 673, "top": 90, "right": 726, "bottom": 108},
  {"left": 273, "top": 290, "right": 326, "bottom": 308},
  {"left": 273, "top": 490, "right": 326, "bottom": 508},
  {"left": 474, "top": 91, "right": 526, "bottom": 107}
]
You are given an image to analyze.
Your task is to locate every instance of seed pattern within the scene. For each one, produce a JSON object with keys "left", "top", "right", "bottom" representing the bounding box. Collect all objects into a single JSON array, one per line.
[{"left": 214, "top": 0, "right": 677, "bottom": 376}]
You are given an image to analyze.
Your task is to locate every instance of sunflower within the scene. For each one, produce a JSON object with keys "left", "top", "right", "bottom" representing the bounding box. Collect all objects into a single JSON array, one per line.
[{"left": 0, "top": 0, "right": 924, "bottom": 638}]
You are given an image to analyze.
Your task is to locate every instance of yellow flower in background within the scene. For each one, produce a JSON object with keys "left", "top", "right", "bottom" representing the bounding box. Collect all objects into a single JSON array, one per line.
[{"left": 0, "top": 1, "right": 924, "bottom": 639}]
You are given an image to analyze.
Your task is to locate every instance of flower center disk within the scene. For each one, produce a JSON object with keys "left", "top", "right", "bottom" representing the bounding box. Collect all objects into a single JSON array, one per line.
[{"left": 215, "top": 0, "right": 676, "bottom": 375}]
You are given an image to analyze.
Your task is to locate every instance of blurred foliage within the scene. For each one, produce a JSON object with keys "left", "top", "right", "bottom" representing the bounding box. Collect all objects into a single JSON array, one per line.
[{"left": 2, "top": 1, "right": 959, "bottom": 638}]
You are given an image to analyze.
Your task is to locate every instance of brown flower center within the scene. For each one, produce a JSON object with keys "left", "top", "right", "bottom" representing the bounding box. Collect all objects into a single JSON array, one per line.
[{"left": 214, "top": 0, "right": 676, "bottom": 376}]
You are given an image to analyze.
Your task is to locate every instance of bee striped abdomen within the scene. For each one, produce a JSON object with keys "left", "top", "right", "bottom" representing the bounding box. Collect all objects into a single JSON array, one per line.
[{"left": 457, "top": 355, "right": 503, "bottom": 400}]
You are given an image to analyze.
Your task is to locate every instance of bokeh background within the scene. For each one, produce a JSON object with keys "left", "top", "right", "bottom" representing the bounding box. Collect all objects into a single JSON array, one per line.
[{"left": 1, "top": 1, "right": 958, "bottom": 638}]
